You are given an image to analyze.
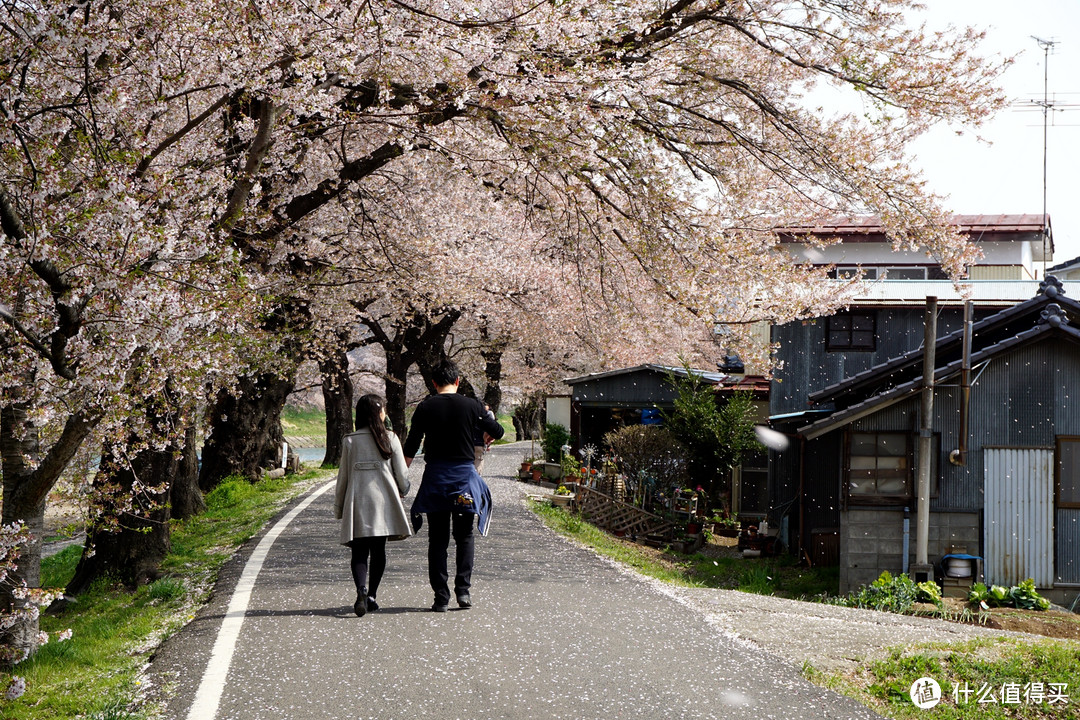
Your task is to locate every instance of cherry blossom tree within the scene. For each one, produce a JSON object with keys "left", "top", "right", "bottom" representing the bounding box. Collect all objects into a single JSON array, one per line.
[{"left": 1, "top": 0, "right": 1006, "bottom": 669}]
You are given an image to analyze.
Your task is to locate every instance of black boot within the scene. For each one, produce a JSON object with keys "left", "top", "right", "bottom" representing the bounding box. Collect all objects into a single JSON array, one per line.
[{"left": 354, "top": 588, "right": 368, "bottom": 617}]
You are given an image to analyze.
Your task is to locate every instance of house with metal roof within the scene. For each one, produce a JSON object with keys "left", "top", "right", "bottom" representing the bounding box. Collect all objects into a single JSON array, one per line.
[
  {"left": 766, "top": 214, "right": 1080, "bottom": 594},
  {"left": 1047, "top": 254, "right": 1080, "bottom": 281},
  {"left": 561, "top": 364, "right": 771, "bottom": 517},
  {"left": 779, "top": 213, "right": 1052, "bottom": 281},
  {"left": 770, "top": 278, "right": 1080, "bottom": 603}
]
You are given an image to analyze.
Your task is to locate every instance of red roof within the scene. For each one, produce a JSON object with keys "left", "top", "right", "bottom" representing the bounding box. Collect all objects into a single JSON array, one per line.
[{"left": 777, "top": 214, "right": 1049, "bottom": 243}]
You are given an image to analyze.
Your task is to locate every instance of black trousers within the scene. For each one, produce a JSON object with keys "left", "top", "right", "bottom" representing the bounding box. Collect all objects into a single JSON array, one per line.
[
  {"left": 347, "top": 536, "right": 387, "bottom": 599},
  {"left": 427, "top": 511, "right": 475, "bottom": 604}
]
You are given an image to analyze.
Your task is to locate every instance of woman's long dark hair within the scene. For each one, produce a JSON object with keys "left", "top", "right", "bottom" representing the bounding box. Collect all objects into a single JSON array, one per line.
[{"left": 355, "top": 394, "right": 393, "bottom": 459}]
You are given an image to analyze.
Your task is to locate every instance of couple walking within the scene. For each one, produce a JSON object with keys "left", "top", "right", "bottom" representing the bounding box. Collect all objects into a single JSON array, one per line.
[{"left": 333, "top": 360, "right": 504, "bottom": 616}]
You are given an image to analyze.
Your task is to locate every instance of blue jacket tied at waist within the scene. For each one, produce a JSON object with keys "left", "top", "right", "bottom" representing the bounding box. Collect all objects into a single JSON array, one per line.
[{"left": 411, "top": 460, "right": 493, "bottom": 536}]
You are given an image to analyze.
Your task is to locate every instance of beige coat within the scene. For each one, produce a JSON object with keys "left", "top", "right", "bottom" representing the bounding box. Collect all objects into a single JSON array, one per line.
[{"left": 334, "top": 429, "right": 412, "bottom": 544}]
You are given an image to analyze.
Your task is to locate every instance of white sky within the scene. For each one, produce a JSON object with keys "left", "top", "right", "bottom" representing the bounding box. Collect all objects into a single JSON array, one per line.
[{"left": 910, "top": 1, "right": 1080, "bottom": 267}]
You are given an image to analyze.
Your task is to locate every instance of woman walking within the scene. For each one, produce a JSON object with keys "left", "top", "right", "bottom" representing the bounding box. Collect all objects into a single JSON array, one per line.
[{"left": 334, "top": 394, "right": 412, "bottom": 616}]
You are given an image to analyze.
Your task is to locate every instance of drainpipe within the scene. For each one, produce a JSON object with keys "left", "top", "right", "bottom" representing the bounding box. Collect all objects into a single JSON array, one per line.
[
  {"left": 798, "top": 434, "right": 806, "bottom": 559},
  {"left": 913, "top": 296, "right": 937, "bottom": 582},
  {"left": 902, "top": 507, "right": 910, "bottom": 575},
  {"left": 950, "top": 300, "right": 973, "bottom": 466}
]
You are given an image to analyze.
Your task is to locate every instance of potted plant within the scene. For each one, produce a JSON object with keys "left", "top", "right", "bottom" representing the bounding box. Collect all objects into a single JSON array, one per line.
[
  {"left": 551, "top": 484, "right": 573, "bottom": 507},
  {"left": 560, "top": 453, "right": 580, "bottom": 482},
  {"left": 711, "top": 514, "right": 740, "bottom": 537},
  {"left": 520, "top": 455, "right": 539, "bottom": 480}
]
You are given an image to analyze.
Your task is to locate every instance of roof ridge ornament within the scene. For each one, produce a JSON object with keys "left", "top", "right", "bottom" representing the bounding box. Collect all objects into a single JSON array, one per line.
[
  {"left": 1038, "top": 275, "right": 1065, "bottom": 298},
  {"left": 1040, "top": 303, "right": 1069, "bottom": 328}
]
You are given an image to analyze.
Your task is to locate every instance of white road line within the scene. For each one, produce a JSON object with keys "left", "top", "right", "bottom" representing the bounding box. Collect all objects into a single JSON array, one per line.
[{"left": 186, "top": 480, "right": 335, "bottom": 720}]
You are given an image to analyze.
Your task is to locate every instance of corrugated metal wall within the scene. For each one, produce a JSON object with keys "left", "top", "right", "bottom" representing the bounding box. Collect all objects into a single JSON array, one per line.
[
  {"left": 983, "top": 448, "right": 1055, "bottom": 587},
  {"left": 572, "top": 369, "right": 677, "bottom": 406},
  {"left": 770, "top": 307, "right": 970, "bottom": 415}
]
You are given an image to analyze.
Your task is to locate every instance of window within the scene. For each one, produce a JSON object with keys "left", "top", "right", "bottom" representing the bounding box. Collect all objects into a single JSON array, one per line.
[
  {"left": 829, "top": 266, "right": 878, "bottom": 280},
  {"left": 827, "top": 266, "right": 930, "bottom": 280},
  {"left": 846, "top": 432, "right": 912, "bottom": 502},
  {"left": 1058, "top": 437, "right": 1080, "bottom": 508},
  {"left": 826, "top": 311, "right": 876, "bottom": 351},
  {"left": 882, "top": 267, "right": 928, "bottom": 280}
]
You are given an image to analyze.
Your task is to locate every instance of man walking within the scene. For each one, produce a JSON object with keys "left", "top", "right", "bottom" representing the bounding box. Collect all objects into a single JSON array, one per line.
[{"left": 404, "top": 360, "right": 505, "bottom": 612}]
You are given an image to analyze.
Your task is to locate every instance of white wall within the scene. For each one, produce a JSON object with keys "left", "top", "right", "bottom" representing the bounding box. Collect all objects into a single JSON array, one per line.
[
  {"left": 546, "top": 395, "right": 571, "bottom": 431},
  {"left": 784, "top": 240, "right": 1037, "bottom": 273}
]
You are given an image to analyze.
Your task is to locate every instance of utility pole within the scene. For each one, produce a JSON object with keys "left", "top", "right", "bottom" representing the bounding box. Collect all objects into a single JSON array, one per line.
[
  {"left": 913, "top": 296, "right": 938, "bottom": 584},
  {"left": 1031, "top": 36, "right": 1056, "bottom": 277}
]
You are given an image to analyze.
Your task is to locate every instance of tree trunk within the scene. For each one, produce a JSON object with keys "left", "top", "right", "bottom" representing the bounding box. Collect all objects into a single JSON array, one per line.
[
  {"left": 199, "top": 372, "right": 294, "bottom": 489},
  {"left": 66, "top": 440, "right": 175, "bottom": 595},
  {"left": 383, "top": 346, "right": 411, "bottom": 437},
  {"left": 0, "top": 407, "right": 47, "bottom": 668},
  {"left": 320, "top": 344, "right": 353, "bottom": 467},
  {"left": 171, "top": 425, "right": 205, "bottom": 520},
  {"left": 512, "top": 392, "right": 544, "bottom": 441},
  {"left": 482, "top": 346, "right": 503, "bottom": 414},
  {"left": 1, "top": 403, "right": 99, "bottom": 667}
]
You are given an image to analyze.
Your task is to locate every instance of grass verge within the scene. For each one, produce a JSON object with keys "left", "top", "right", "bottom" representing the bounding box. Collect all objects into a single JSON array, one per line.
[
  {"left": 528, "top": 500, "right": 837, "bottom": 597},
  {"left": 4, "top": 469, "right": 333, "bottom": 720},
  {"left": 492, "top": 414, "right": 516, "bottom": 445},
  {"left": 805, "top": 637, "right": 1080, "bottom": 719},
  {"left": 280, "top": 406, "right": 328, "bottom": 438}
]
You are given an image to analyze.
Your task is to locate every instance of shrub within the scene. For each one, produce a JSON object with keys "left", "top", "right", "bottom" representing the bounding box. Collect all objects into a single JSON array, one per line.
[
  {"left": 660, "top": 363, "right": 762, "bottom": 492},
  {"left": 604, "top": 424, "right": 689, "bottom": 491},
  {"left": 840, "top": 571, "right": 919, "bottom": 614},
  {"left": 541, "top": 422, "right": 571, "bottom": 462}
]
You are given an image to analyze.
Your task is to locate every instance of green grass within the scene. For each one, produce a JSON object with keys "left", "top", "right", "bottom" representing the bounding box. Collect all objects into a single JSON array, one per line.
[
  {"left": 807, "top": 638, "right": 1080, "bottom": 719},
  {"left": 493, "top": 413, "right": 516, "bottom": 445},
  {"left": 529, "top": 500, "right": 838, "bottom": 598},
  {"left": 281, "top": 406, "right": 516, "bottom": 445},
  {"left": 4, "top": 469, "right": 333, "bottom": 720},
  {"left": 280, "top": 406, "right": 327, "bottom": 438}
]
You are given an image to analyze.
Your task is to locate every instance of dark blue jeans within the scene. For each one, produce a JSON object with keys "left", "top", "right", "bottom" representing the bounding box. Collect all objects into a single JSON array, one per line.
[{"left": 427, "top": 511, "right": 475, "bottom": 605}]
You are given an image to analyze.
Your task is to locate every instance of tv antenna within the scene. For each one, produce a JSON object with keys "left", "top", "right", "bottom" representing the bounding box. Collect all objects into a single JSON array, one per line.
[{"left": 1032, "top": 36, "right": 1057, "bottom": 276}]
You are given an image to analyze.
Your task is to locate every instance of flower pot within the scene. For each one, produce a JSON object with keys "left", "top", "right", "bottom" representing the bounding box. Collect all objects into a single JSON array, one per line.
[
  {"left": 521, "top": 461, "right": 533, "bottom": 473},
  {"left": 550, "top": 494, "right": 572, "bottom": 508},
  {"left": 531, "top": 469, "right": 542, "bottom": 482}
]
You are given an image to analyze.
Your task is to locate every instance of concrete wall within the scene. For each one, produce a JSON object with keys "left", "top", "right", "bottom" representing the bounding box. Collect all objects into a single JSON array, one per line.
[{"left": 840, "top": 508, "right": 980, "bottom": 593}]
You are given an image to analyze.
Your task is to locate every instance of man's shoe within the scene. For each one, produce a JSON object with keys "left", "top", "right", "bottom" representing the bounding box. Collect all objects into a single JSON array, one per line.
[
  {"left": 354, "top": 596, "right": 368, "bottom": 617},
  {"left": 456, "top": 593, "right": 472, "bottom": 609},
  {"left": 431, "top": 602, "right": 448, "bottom": 613},
  {"left": 367, "top": 596, "right": 379, "bottom": 612}
]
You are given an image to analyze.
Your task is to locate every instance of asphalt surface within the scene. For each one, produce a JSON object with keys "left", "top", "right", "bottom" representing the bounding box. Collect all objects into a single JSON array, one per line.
[{"left": 151, "top": 442, "right": 882, "bottom": 720}]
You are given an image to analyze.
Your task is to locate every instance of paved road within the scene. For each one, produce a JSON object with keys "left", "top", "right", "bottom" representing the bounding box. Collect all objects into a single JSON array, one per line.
[{"left": 152, "top": 442, "right": 881, "bottom": 720}]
